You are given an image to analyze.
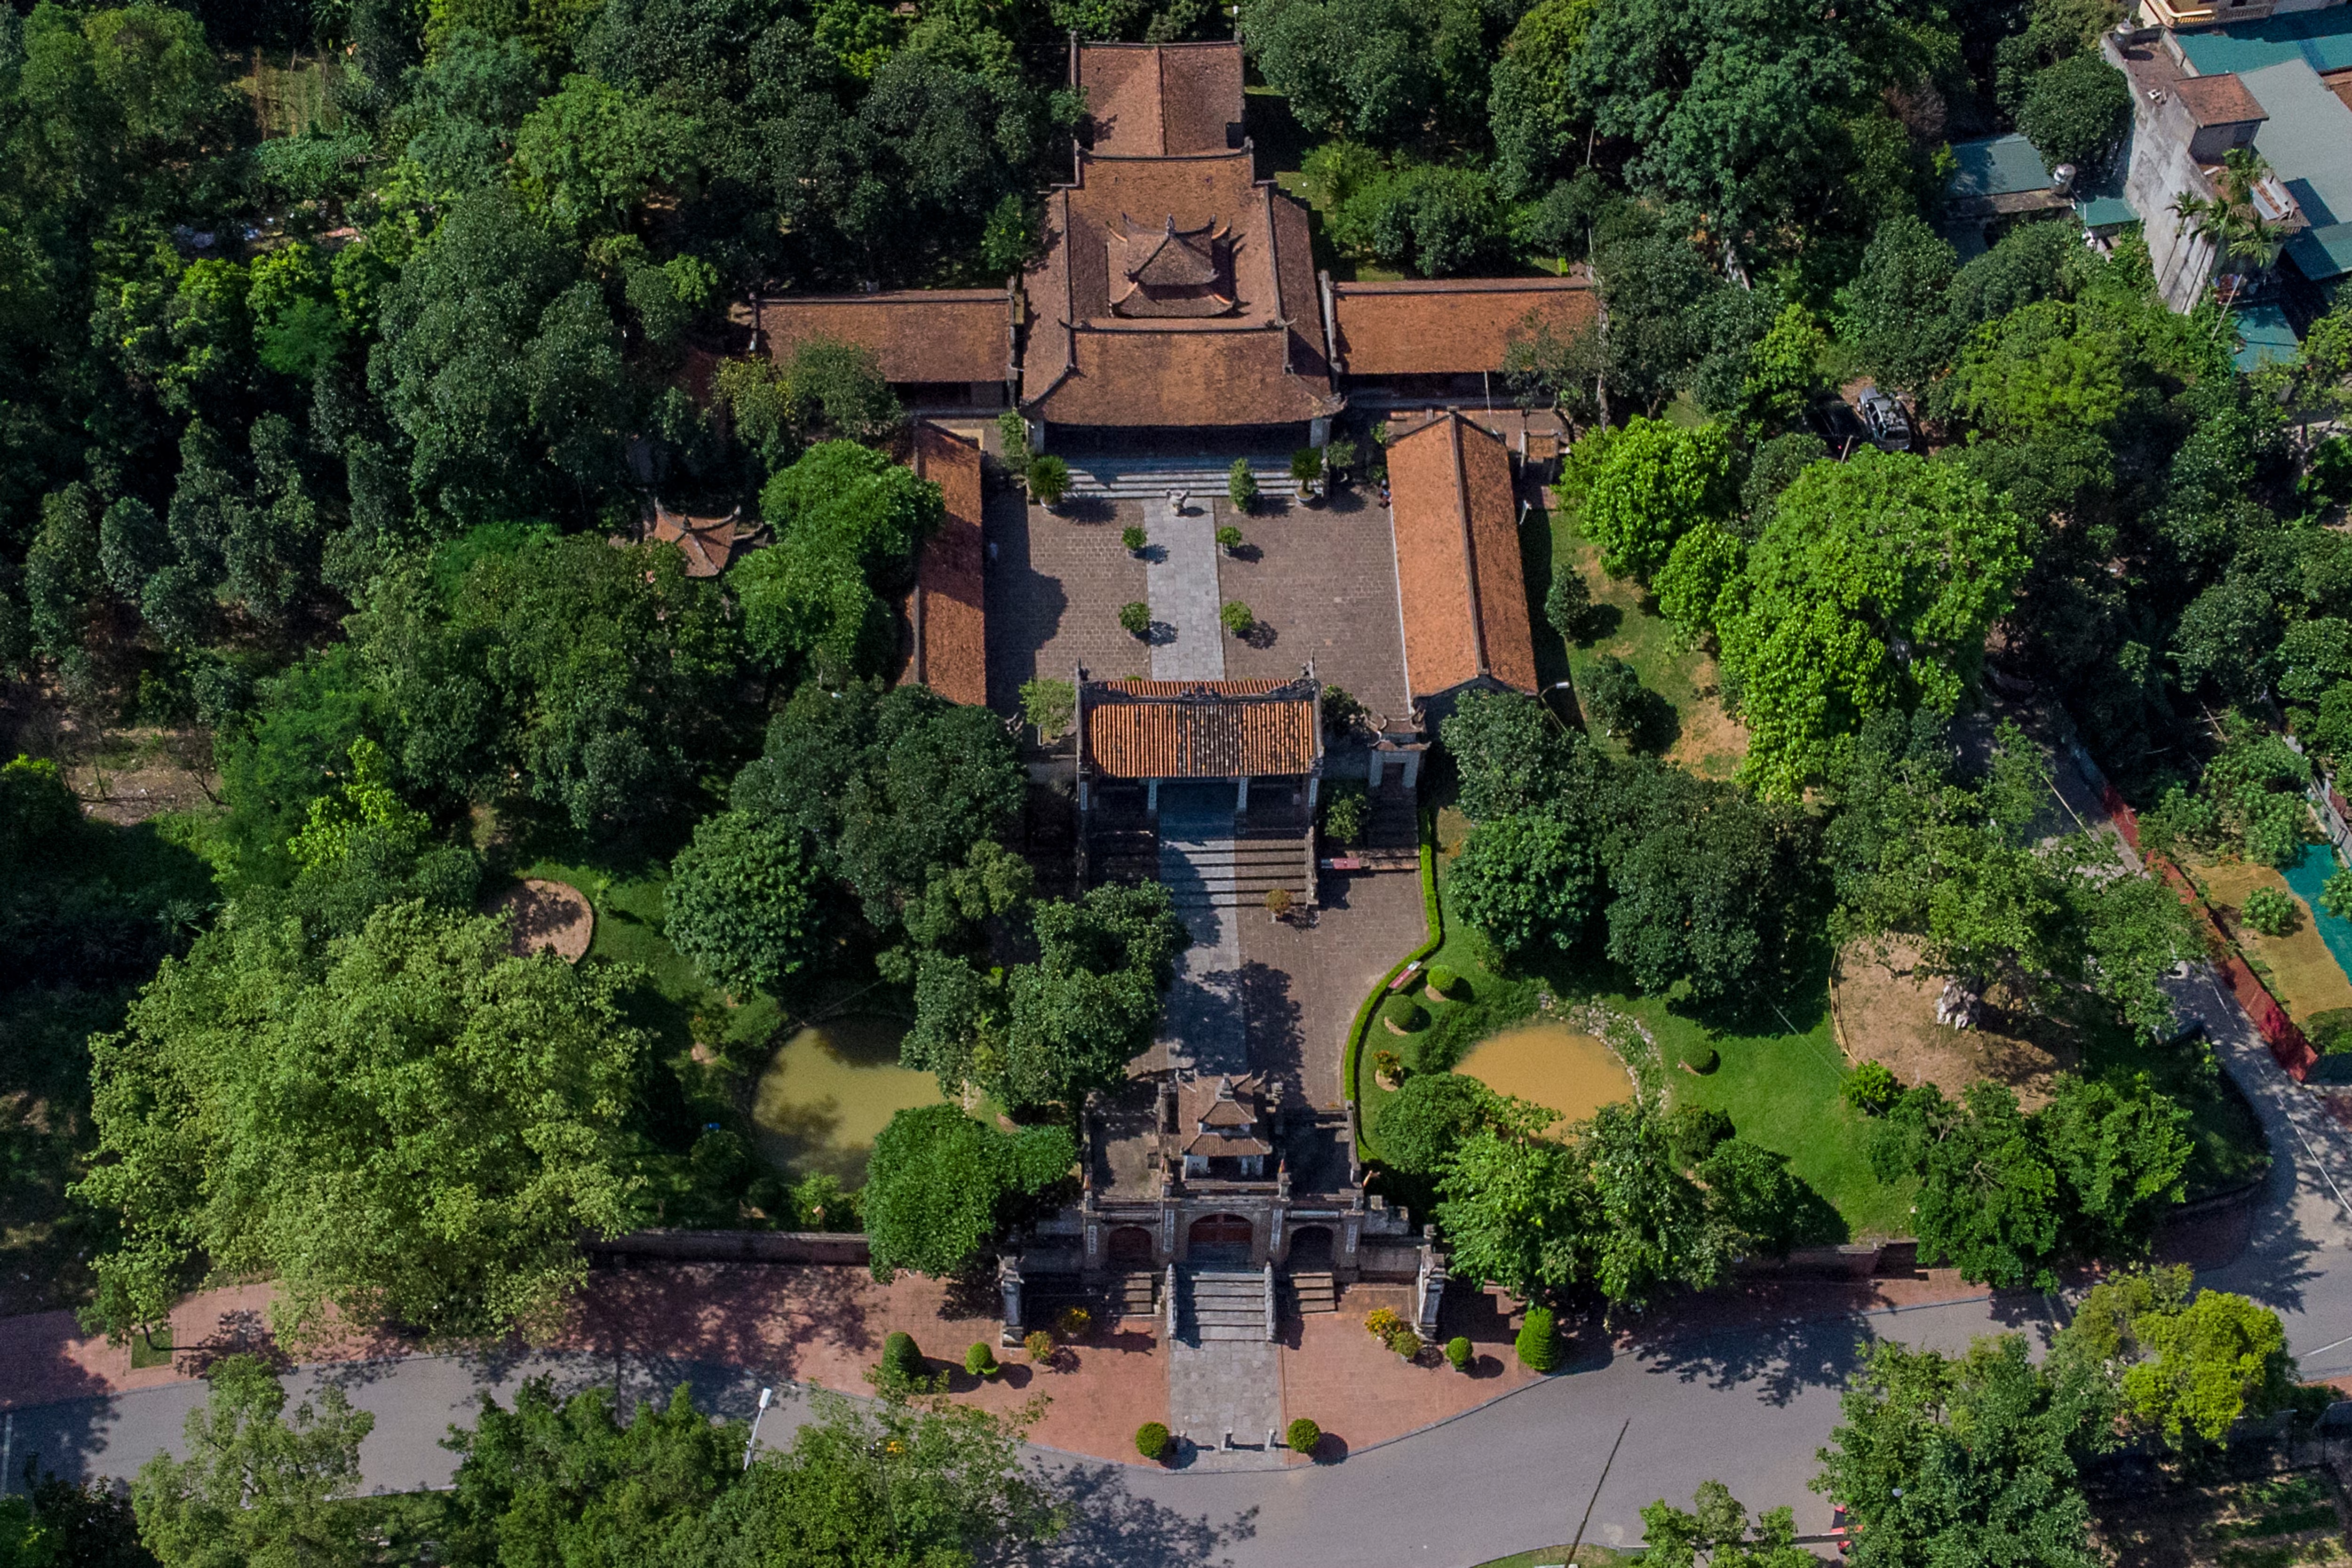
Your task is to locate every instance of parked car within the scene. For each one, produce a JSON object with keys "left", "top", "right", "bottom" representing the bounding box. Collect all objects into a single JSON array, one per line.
[
  {"left": 1855, "top": 386, "right": 1913, "bottom": 451},
  {"left": 1805, "top": 396, "right": 1868, "bottom": 458}
]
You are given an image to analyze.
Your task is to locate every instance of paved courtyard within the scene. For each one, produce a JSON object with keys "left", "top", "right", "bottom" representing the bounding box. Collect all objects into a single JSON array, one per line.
[
  {"left": 1240, "top": 868, "right": 1427, "bottom": 1111},
  {"left": 984, "top": 491, "right": 1150, "bottom": 706},
  {"left": 1210, "top": 489, "right": 1411, "bottom": 721}
]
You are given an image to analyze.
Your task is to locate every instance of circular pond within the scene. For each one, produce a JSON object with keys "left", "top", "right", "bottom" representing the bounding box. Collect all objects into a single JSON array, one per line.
[
  {"left": 751, "top": 1016, "right": 944, "bottom": 1184},
  {"left": 1455, "top": 1024, "right": 1634, "bottom": 1129}
]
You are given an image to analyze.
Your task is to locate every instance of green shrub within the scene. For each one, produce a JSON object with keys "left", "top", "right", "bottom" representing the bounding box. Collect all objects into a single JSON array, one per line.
[
  {"left": 1286, "top": 1417, "right": 1322, "bottom": 1454},
  {"left": 1216, "top": 525, "right": 1242, "bottom": 553},
  {"left": 1027, "top": 453, "right": 1069, "bottom": 507},
  {"left": 1290, "top": 446, "right": 1324, "bottom": 487},
  {"left": 964, "top": 1341, "right": 998, "bottom": 1378},
  {"left": 1118, "top": 601, "right": 1151, "bottom": 637},
  {"left": 1680, "top": 1041, "right": 1720, "bottom": 1074},
  {"left": 2305, "top": 1007, "right": 2352, "bottom": 1055},
  {"left": 1843, "top": 1059, "right": 1900, "bottom": 1115},
  {"left": 1384, "top": 1326, "right": 1422, "bottom": 1358},
  {"left": 1425, "top": 965, "right": 1463, "bottom": 999},
  {"left": 1220, "top": 600, "right": 1255, "bottom": 636},
  {"left": 1135, "top": 1420, "right": 1171, "bottom": 1460},
  {"left": 1325, "top": 438, "right": 1359, "bottom": 480},
  {"left": 1445, "top": 1335, "right": 1472, "bottom": 1370},
  {"left": 2241, "top": 886, "right": 2300, "bottom": 937},
  {"left": 1121, "top": 525, "right": 1147, "bottom": 554},
  {"left": 1018, "top": 677, "right": 1075, "bottom": 741},
  {"left": 1663, "top": 1105, "right": 1733, "bottom": 1169},
  {"left": 881, "top": 1330, "right": 925, "bottom": 1384},
  {"left": 1383, "top": 993, "right": 1429, "bottom": 1033},
  {"left": 1024, "top": 1328, "right": 1057, "bottom": 1365},
  {"left": 1516, "top": 1306, "right": 1559, "bottom": 1372},
  {"left": 1228, "top": 458, "right": 1259, "bottom": 512},
  {"left": 1323, "top": 784, "right": 1369, "bottom": 844}
]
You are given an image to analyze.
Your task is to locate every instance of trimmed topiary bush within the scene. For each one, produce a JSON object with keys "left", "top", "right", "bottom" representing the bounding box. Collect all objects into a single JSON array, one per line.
[
  {"left": 1286, "top": 1417, "right": 1321, "bottom": 1454},
  {"left": 1425, "top": 965, "right": 1463, "bottom": 1000},
  {"left": 1383, "top": 993, "right": 1429, "bottom": 1033},
  {"left": 1136, "top": 1420, "right": 1171, "bottom": 1460},
  {"left": 1118, "top": 601, "right": 1151, "bottom": 638},
  {"left": 1680, "top": 1041, "right": 1720, "bottom": 1075},
  {"left": 965, "top": 1341, "right": 999, "bottom": 1378},
  {"left": 2241, "top": 886, "right": 2300, "bottom": 937},
  {"left": 1445, "top": 1336, "right": 1472, "bottom": 1370},
  {"left": 1516, "top": 1306, "right": 1559, "bottom": 1372},
  {"left": 1121, "top": 525, "right": 1147, "bottom": 554},
  {"left": 882, "top": 1330, "right": 925, "bottom": 1384},
  {"left": 1220, "top": 599, "right": 1255, "bottom": 637},
  {"left": 1216, "top": 525, "right": 1242, "bottom": 554},
  {"left": 1228, "top": 457, "right": 1259, "bottom": 512},
  {"left": 1384, "top": 1326, "right": 1422, "bottom": 1358}
]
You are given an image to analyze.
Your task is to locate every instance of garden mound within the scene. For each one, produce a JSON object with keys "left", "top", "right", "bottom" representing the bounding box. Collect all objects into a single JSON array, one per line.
[
  {"left": 1828, "top": 939, "right": 2079, "bottom": 1111},
  {"left": 2196, "top": 860, "right": 2352, "bottom": 1023},
  {"left": 493, "top": 878, "right": 594, "bottom": 963}
]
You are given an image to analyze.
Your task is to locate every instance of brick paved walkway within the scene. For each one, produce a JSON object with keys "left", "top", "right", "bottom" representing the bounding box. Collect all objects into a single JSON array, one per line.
[
  {"left": 1241, "top": 868, "right": 1429, "bottom": 1109},
  {"left": 1216, "top": 491, "right": 1409, "bottom": 719},
  {"left": 1168, "top": 1336, "right": 1286, "bottom": 1471},
  {"left": 984, "top": 492, "right": 1149, "bottom": 708}
]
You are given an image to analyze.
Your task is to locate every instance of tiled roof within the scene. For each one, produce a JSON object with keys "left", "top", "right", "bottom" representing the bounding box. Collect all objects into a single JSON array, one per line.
[
  {"left": 752, "top": 290, "right": 1011, "bottom": 385},
  {"left": 1075, "top": 42, "right": 1243, "bottom": 157},
  {"left": 1018, "top": 148, "right": 1335, "bottom": 427},
  {"left": 1386, "top": 412, "right": 1539, "bottom": 701},
  {"left": 898, "top": 422, "right": 987, "bottom": 707},
  {"left": 2177, "top": 72, "right": 2269, "bottom": 127},
  {"left": 1081, "top": 677, "right": 1320, "bottom": 778},
  {"left": 647, "top": 505, "right": 764, "bottom": 578},
  {"left": 1330, "top": 276, "right": 1598, "bottom": 377}
]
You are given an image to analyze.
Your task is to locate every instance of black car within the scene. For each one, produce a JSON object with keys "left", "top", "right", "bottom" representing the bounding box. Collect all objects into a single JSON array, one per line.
[{"left": 1806, "top": 396, "right": 1868, "bottom": 458}]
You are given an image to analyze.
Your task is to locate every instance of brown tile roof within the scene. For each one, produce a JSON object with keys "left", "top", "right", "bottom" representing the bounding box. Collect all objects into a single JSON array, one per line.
[
  {"left": 1081, "top": 677, "right": 1320, "bottom": 778},
  {"left": 1075, "top": 42, "right": 1242, "bottom": 157},
  {"left": 1387, "top": 412, "right": 1539, "bottom": 701},
  {"left": 2177, "top": 73, "right": 2267, "bottom": 128},
  {"left": 1331, "top": 275, "right": 1598, "bottom": 378},
  {"left": 1018, "top": 148, "right": 1336, "bottom": 427},
  {"left": 1173, "top": 1073, "right": 1272, "bottom": 1158},
  {"left": 753, "top": 290, "right": 1011, "bottom": 386},
  {"left": 646, "top": 504, "right": 766, "bottom": 577},
  {"left": 898, "top": 422, "right": 987, "bottom": 707}
]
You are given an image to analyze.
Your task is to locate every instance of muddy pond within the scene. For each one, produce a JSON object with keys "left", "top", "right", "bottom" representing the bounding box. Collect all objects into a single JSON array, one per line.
[
  {"left": 751, "top": 1016, "right": 944, "bottom": 1183},
  {"left": 1455, "top": 1024, "right": 1633, "bottom": 1129}
]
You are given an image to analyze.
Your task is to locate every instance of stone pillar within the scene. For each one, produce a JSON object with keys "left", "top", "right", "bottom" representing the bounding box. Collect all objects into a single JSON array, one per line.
[
  {"left": 1339, "top": 1210, "right": 1363, "bottom": 1283},
  {"left": 1249, "top": 1209, "right": 1271, "bottom": 1267},
  {"left": 1400, "top": 749, "right": 1421, "bottom": 789},
  {"left": 1235, "top": 775, "right": 1249, "bottom": 812},
  {"left": 1146, "top": 777, "right": 1160, "bottom": 814},
  {"left": 1082, "top": 1207, "right": 1102, "bottom": 1278},
  {"left": 998, "top": 1254, "right": 1025, "bottom": 1347},
  {"left": 1368, "top": 749, "right": 1385, "bottom": 788},
  {"left": 1306, "top": 774, "right": 1320, "bottom": 810},
  {"left": 1164, "top": 1202, "right": 1181, "bottom": 1263},
  {"left": 1270, "top": 1202, "right": 1287, "bottom": 1264},
  {"left": 1028, "top": 417, "right": 1047, "bottom": 453},
  {"left": 1414, "top": 1229, "right": 1447, "bottom": 1340},
  {"left": 1078, "top": 778, "right": 1089, "bottom": 811}
]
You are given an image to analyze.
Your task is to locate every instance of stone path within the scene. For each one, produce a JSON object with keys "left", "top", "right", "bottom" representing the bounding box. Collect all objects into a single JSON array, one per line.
[
  {"left": 1143, "top": 497, "right": 1226, "bottom": 681},
  {"left": 1166, "top": 1334, "right": 1286, "bottom": 1472},
  {"left": 1156, "top": 787, "right": 1247, "bottom": 1076}
]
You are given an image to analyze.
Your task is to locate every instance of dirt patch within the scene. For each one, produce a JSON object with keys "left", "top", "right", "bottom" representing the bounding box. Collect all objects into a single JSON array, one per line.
[
  {"left": 2196, "top": 860, "right": 2352, "bottom": 1023},
  {"left": 1828, "top": 939, "right": 2080, "bottom": 1110},
  {"left": 2094, "top": 1469, "right": 2349, "bottom": 1568},
  {"left": 491, "top": 878, "right": 594, "bottom": 963}
]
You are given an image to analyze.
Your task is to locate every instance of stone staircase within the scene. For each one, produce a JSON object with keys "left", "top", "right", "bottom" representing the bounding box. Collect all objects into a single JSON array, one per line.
[
  {"left": 1280, "top": 1270, "right": 1338, "bottom": 1317},
  {"left": 1059, "top": 456, "right": 1303, "bottom": 501},
  {"left": 1179, "top": 1266, "right": 1272, "bottom": 1342},
  {"left": 1112, "top": 1269, "right": 1160, "bottom": 1319},
  {"left": 1160, "top": 831, "right": 1311, "bottom": 912}
]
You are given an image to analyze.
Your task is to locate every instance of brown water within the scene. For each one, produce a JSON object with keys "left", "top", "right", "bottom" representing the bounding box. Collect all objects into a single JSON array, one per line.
[
  {"left": 751, "top": 1016, "right": 945, "bottom": 1183},
  {"left": 1456, "top": 1025, "right": 1633, "bottom": 1128}
]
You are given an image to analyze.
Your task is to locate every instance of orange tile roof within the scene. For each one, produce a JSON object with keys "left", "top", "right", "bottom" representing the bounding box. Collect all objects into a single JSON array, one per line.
[
  {"left": 1386, "top": 412, "right": 1538, "bottom": 701},
  {"left": 1081, "top": 678, "right": 1319, "bottom": 778},
  {"left": 1331, "top": 276, "right": 1598, "bottom": 378},
  {"left": 754, "top": 290, "right": 1011, "bottom": 386},
  {"left": 1075, "top": 42, "right": 1243, "bottom": 157},
  {"left": 647, "top": 504, "right": 765, "bottom": 577},
  {"left": 899, "top": 422, "right": 987, "bottom": 707}
]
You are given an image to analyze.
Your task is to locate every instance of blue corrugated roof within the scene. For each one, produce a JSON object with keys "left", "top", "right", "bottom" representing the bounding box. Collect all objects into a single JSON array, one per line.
[
  {"left": 2178, "top": 9, "right": 2352, "bottom": 76},
  {"left": 2242, "top": 60, "right": 2352, "bottom": 228},
  {"left": 2232, "top": 301, "right": 2300, "bottom": 372},
  {"left": 2288, "top": 220, "right": 2352, "bottom": 282},
  {"left": 1947, "top": 134, "right": 2054, "bottom": 199}
]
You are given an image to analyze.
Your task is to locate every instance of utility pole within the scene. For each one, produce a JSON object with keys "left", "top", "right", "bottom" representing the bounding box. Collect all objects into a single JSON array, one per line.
[{"left": 743, "top": 1386, "right": 774, "bottom": 1471}]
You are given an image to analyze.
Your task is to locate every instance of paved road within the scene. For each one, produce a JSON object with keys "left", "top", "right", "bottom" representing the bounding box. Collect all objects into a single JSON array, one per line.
[{"left": 7, "top": 966, "right": 2347, "bottom": 1568}]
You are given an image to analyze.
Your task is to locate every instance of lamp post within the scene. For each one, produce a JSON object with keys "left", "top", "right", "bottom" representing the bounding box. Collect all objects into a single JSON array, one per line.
[{"left": 743, "top": 1386, "right": 774, "bottom": 1471}]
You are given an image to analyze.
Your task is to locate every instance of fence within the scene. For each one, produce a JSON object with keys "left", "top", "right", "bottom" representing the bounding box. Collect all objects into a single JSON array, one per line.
[
  {"left": 2099, "top": 783, "right": 2319, "bottom": 1083},
  {"left": 586, "top": 1230, "right": 871, "bottom": 1266}
]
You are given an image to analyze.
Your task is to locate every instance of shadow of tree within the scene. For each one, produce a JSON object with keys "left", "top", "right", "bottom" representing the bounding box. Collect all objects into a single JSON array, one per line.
[{"left": 1044, "top": 1462, "right": 1260, "bottom": 1566}]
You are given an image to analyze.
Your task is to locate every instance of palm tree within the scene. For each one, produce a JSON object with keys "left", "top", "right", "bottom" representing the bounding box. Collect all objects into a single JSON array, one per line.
[{"left": 2171, "top": 147, "right": 2287, "bottom": 278}]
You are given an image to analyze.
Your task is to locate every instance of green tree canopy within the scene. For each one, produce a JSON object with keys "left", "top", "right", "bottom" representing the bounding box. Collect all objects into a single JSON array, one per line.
[
  {"left": 77, "top": 901, "right": 650, "bottom": 1344},
  {"left": 861, "top": 1103, "right": 1075, "bottom": 1280},
  {"left": 1716, "top": 450, "right": 2035, "bottom": 797},
  {"left": 737, "top": 440, "right": 943, "bottom": 678},
  {"left": 1579, "top": 416, "right": 1739, "bottom": 583},
  {"left": 663, "top": 809, "right": 824, "bottom": 994},
  {"left": 2054, "top": 1264, "right": 2298, "bottom": 1450}
]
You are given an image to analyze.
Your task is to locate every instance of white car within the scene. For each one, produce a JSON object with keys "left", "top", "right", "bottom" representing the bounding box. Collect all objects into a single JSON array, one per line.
[{"left": 1855, "top": 388, "right": 1912, "bottom": 452}]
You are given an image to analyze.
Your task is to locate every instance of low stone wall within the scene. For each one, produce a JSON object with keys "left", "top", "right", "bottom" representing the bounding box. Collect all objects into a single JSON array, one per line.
[
  {"left": 1731, "top": 1241, "right": 1919, "bottom": 1280},
  {"left": 586, "top": 1230, "right": 870, "bottom": 1266}
]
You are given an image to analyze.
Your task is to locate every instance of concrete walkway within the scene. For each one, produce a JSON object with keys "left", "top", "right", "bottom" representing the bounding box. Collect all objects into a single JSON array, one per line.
[
  {"left": 1166, "top": 1336, "right": 1285, "bottom": 1472},
  {"left": 1144, "top": 497, "right": 1226, "bottom": 681}
]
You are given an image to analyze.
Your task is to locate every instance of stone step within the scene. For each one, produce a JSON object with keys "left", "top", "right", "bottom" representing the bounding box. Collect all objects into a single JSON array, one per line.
[
  {"left": 1193, "top": 1323, "right": 1268, "bottom": 1341},
  {"left": 1061, "top": 462, "right": 1304, "bottom": 500}
]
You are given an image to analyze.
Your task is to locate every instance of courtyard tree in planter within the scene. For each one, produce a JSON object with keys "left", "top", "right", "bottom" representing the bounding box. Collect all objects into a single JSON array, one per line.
[
  {"left": 1228, "top": 458, "right": 1258, "bottom": 513},
  {"left": 1119, "top": 601, "right": 1152, "bottom": 638},
  {"left": 1027, "top": 454, "right": 1070, "bottom": 510},
  {"left": 1221, "top": 600, "right": 1255, "bottom": 638},
  {"left": 1216, "top": 525, "right": 1243, "bottom": 556},
  {"left": 1121, "top": 525, "right": 1147, "bottom": 555},
  {"left": 1325, "top": 438, "right": 1358, "bottom": 487},
  {"left": 1291, "top": 446, "right": 1324, "bottom": 501}
]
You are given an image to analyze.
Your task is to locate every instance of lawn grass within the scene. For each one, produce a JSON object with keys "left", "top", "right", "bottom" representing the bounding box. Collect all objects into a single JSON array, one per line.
[
  {"left": 1354, "top": 804, "right": 1916, "bottom": 1241},
  {"left": 1527, "top": 483, "right": 1748, "bottom": 781},
  {"left": 1470, "top": 1547, "right": 1633, "bottom": 1568}
]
